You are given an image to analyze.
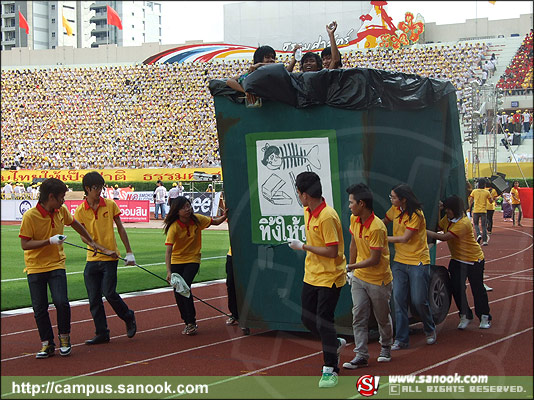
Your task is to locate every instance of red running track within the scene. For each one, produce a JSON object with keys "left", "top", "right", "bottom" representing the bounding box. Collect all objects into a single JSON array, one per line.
[{"left": 1, "top": 216, "right": 532, "bottom": 378}]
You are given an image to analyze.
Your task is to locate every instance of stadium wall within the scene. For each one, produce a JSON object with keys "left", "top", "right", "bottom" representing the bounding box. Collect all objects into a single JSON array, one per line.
[
  {"left": 0, "top": 41, "right": 205, "bottom": 69},
  {"left": 423, "top": 14, "right": 533, "bottom": 43}
]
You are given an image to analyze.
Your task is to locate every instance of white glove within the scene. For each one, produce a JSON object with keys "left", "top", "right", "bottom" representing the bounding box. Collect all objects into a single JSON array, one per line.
[
  {"left": 124, "top": 253, "right": 136, "bottom": 265},
  {"left": 49, "top": 234, "right": 66, "bottom": 245},
  {"left": 288, "top": 239, "right": 304, "bottom": 251}
]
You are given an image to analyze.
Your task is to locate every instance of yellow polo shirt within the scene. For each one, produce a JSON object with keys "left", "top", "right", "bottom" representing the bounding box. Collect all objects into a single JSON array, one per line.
[
  {"left": 165, "top": 214, "right": 212, "bottom": 264},
  {"left": 486, "top": 188, "right": 498, "bottom": 211},
  {"left": 19, "top": 203, "right": 74, "bottom": 274},
  {"left": 511, "top": 187, "right": 521, "bottom": 205},
  {"left": 74, "top": 197, "right": 121, "bottom": 261},
  {"left": 350, "top": 213, "right": 392, "bottom": 286},
  {"left": 385, "top": 206, "right": 430, "bottom": 265},
  {"left": 469, "top": 189, "right": 491, "bottom": 213},
  {"left": 438, "top": 215, "right": 484, "bottom": 262},
  {"left": 303, "top": 199, "right": 346, "bottom": 288}
]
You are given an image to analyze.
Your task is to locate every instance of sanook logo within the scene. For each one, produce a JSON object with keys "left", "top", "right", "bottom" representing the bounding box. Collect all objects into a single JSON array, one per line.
[{"left": 357, "top": 375, "right": 380, "bottom": 397}]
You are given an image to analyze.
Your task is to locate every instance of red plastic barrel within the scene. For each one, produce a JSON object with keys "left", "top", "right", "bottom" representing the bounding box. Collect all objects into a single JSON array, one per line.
[{"left": 518, "top": 188, "right": 533, "bottom": 218}]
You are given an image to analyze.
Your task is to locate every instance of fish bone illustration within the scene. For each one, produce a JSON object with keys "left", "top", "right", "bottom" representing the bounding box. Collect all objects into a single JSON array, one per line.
[{"left": 261, "top": 143, "right": 321, "bottom": 171}]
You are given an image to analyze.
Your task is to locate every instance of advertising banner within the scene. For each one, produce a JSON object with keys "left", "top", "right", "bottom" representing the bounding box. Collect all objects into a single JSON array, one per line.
[
  {"left": 1, "top": 168, "right": 222, "bottom": 184},
  {"left": 1, "top": 199, "right": 38, "bottom": 221},
  {"left": 125, "top": 192, "right": 222, "bottom": 217},
  {"left": 63, "top": 200, "right": 150, "bottom": 223}
]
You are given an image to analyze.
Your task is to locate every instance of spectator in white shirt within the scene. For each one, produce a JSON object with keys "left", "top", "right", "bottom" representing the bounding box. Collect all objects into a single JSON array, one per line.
[
  {"left": 2, "top": 182, "right": 14, "bottom": 199},
  {"left": 167, "top": 182, "right": 180, "bottom": 209},
  {"left": 522, "top": 111, "right": 531, "bottom": 133},
  {"left": 154, "top": 180, "right": 168, "bottom": 220}
]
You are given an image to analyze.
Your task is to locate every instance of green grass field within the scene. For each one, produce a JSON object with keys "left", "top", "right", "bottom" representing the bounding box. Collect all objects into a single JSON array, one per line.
[{"left": 0, "top": 225, "right": 229, "bottom": 310}]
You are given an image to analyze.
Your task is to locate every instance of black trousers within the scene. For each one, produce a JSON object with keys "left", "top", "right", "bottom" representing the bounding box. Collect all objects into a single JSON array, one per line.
[
  {"left": 301, "top": 282, "right": 342, "bottom": 373},
  {"left": 84, "top": 260, "right": 133, "bottom": 336},
  {"left": 225, "top": 255, "right": 239, "bottom": 319},
  {"left": 448, "top": 259, "right": 491, "bottom": 321},
  {"left": 486, "top": 210, "right": 495, "bottom": 233},
  {"left": 171, "top": 263, "right": 200, "bottom": 325}
]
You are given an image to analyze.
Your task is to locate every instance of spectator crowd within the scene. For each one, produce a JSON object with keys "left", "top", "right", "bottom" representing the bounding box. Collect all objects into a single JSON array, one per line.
[
  {"left": 1, "top": 34, "right": 532, "bottom": 171},
  {"left": 497, "top": 29, "right": 534, "bottom": 94}
]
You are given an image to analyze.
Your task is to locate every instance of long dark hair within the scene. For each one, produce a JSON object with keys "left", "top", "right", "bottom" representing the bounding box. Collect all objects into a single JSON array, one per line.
[
  {"left": 392, "top": 184, "right": 423, "bottom": 220},
  {"left": 442, "top": 195, "right": 465, "bottom": 219},
  {"left": 163, "top": 196, "right": 199, "bottom": 234}
]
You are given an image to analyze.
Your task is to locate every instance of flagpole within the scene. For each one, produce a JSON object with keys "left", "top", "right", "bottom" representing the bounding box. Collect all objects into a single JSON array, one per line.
[{"left": 16, "top": 5, "right": 20, "bottom": 48}]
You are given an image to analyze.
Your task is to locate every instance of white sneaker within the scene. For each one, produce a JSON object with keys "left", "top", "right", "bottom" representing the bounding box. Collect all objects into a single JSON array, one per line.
[
  {"left": 337, "top": 337, "right": 347, "bottom": 355},
  {"left": 479, "top": 315, "right": 491, "bottom": 329},
  {"left": 457, "top": 315, "right": 471, "bottom": 330},
  {"left": 484, "top": 283, "right": 493, "bottom": 292}
]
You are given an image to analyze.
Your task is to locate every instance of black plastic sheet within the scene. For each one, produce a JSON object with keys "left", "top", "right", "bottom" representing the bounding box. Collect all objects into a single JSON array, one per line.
[{"left": 209, "top": 63, "right": 456, "bottom": 110}]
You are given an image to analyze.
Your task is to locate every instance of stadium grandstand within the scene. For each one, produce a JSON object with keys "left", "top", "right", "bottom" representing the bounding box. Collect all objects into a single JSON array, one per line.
[{"left": 2, "top": 31, "right": 532, "bottom": 172}]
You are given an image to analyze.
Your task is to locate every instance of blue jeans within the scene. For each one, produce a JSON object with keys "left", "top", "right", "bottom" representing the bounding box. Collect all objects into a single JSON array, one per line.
[
  {"left": 392, "top": 261, "right": 435, "bottom": 345},
  {"left": 27, "top": 269, "right": 71, "bottom": 345},
  {"left": 154, "top": 203, "right": 166, "bottom": 219},
  {"left": 84, "top": 260, "right": 133, "bottom": 336}
]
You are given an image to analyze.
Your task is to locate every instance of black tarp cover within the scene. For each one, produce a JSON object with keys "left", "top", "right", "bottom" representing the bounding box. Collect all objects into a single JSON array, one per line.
[{"left": 209, "top": 62, "right": 456, "bottom": 110}]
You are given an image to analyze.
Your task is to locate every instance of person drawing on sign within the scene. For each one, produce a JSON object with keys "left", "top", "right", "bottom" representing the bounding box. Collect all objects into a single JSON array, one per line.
[{"left": 163, "top": 196, "right": 227, "bottom": 335}]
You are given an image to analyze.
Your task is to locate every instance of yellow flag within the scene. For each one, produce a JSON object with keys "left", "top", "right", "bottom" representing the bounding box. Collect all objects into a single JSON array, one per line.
[
  {"left": 62, "top": 15, "right": 73, "bottom": 36},
  {"left": 488, "top": 1, "right": 496, "bottom": 4}
]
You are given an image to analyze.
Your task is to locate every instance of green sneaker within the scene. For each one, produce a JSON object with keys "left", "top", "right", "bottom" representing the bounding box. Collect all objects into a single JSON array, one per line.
[{"left": 318, "top": 366, "right": 338, "bottom": 388}]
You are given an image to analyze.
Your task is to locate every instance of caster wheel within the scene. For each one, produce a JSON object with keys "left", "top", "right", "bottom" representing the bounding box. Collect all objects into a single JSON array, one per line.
[{"left": 241, "top": 327, "right": 250, "bottom": 335}]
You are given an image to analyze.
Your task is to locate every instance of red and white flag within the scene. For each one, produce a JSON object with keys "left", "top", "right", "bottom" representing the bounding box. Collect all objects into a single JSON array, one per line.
[
  {"left": 107, "top": 5, "right": 122, "bottom": 30},
  {"left": 19, "top": 11, "right": 29, "bottom": 34}
]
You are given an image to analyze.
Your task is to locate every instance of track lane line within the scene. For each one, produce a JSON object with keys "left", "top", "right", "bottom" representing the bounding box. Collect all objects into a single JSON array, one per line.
[
  {"left": 1, "top": 314, "right": 227, "bottom": 362},
  {"left": 1, "top": 294, "right": 228, "bottom": 337}
]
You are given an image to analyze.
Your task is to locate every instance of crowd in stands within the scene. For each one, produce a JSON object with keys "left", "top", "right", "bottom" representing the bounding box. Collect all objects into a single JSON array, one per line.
[
  {"left": 1, "top": 181, "right": 41, "bottom": 200},
  {"left": 1, "top": 35, "right": 531, "bottom": 171},
  {"left": 497, "top": 29, "right": 534, "bottom": 94}
]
